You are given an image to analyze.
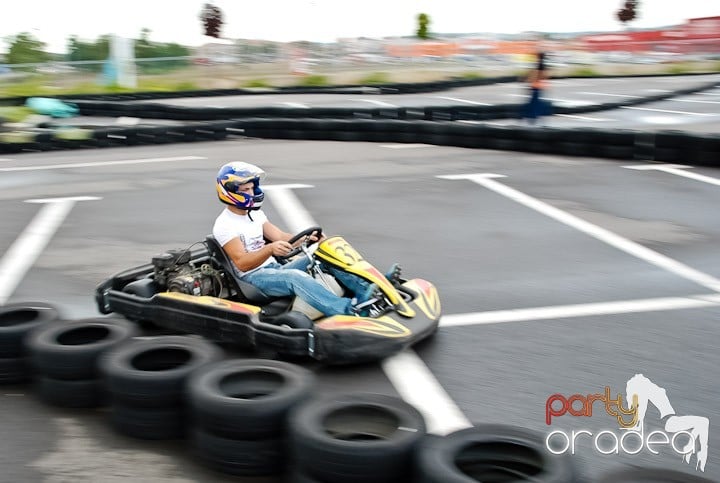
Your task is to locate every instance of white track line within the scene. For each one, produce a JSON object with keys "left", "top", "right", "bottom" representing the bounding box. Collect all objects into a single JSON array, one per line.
[
  {"left": 380, "top": 144, "right": 431, "bottom": 149},
  {"left": 381, "top": 351, "right": 472, "bottom": 434},
  {"left": 0, "top": 196, "right": 100, "bottom": 304},
  {"left": 434, "top": 96, "right": 491, "bottom": 106},
  {"left": 438, "top": 174, "right": 720, "bottom": 293},
  {"left": 0, "top": 156, "right": 206, "bottom": 172},
  {"left": 353, "top": 99, "right": 397, "bottom": 107},
  {"left": 620, "top": 106, "right": 716, "bottom": 116},
  {"left": 269, "top": 184, "right": 471, "bottom": 435},
  {"left": 623, "top": 164, "right": 720, "bottom": 187},
  {"left": 441, "top": 294, "right": 720, "bottom": 327}
]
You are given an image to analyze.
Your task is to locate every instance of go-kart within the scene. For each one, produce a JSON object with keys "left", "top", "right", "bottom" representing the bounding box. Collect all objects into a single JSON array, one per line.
[{"left": 95, "top": 227, "right": 440, "bottom": 364}]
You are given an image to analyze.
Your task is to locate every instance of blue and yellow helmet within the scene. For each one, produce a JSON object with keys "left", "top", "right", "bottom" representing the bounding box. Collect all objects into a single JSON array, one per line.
[{"left": 216, "top": 162, "right": 266, "bottom": 209}]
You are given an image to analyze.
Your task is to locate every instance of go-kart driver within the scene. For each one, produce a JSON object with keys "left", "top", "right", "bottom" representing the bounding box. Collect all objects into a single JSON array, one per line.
[{"left": 212, "top": 162, "right": 386, "bottom": 317}]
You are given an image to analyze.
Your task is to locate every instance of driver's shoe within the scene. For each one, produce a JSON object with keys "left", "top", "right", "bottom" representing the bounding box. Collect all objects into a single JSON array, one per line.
[
  {"left": 353, "top": 283, "right": 382, "bottom": 317},
  {"left": 385, "top": 263, "right": 402, "bottom": 285}
]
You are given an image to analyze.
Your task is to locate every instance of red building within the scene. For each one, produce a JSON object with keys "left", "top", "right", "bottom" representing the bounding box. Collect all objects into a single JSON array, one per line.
[{"left": 580, "top": 16, "right": 720, "bottom": 54}]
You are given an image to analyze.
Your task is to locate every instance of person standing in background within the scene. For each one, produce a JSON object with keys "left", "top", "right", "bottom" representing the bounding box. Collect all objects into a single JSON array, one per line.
[{"left": 521, "top": 51, "right": 552, "bottom": 125}]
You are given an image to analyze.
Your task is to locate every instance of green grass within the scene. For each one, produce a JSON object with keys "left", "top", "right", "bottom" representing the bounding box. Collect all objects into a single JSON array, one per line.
[
  {"left": 664, "top": 62, "right": 699, "bottom": 75},
  {"left": 567, "top": 66, "right": 600, "bottom": 77},
  {"left": 0, "top": 106, "right": 34, "bottom": 122},
  {"left": 297, "top": 74, "right": 329, "bottom": 87},
  {"left": 357, "top": 72, "right": 390, "bottom": 84},
  {"left": 459, "top": 71, "right": 485, "bottom": 80},
  {"left": 243, "top": 79, "right": 271, "bottom": 88}
]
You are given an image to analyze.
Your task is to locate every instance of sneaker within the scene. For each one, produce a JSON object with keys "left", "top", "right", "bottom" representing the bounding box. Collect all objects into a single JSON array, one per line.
[
  {"left": 352, "top": 283, "right": 382, "bottom": 316},
  {"left": 356, "top": 282, "right": 380, "bottom": 306}
]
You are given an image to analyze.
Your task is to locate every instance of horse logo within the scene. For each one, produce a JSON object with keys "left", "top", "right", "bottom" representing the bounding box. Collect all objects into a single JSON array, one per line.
[{"left": 625, "top": 373, "right": 709, "bottom": 472}]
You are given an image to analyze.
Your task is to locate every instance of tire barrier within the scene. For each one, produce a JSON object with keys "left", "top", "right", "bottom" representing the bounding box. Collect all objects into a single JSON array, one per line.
[
  {"left": 0, "top": 75, "right": 523, "bottom": 105},
  {"left": 99, "top": 335, "right": 223, "bottom": 439},
  {"left": 25, "top": 318, "right": 138, "bottom": 407},
  {"left": 0, "top": 302, "right": 62, "bottom": 384},
  {"left": 287, "top": 392, "right": 427, "bottom": 483},
  {"left": 186, "top": 359, "right": 315, "bottom": 477},
  {"left": 2, "top": 117, "right": 719, "bottom": 167},
  {"left": 67, "top": 78, "right": 718, "bottom": 122},
  {"left": 2, "top": 320, "right": 710, "bottom": 482},
  {"left": 1, "top": 71, "right": 715, "bottom": 105},
  {"left": 414, "top": 425, "right": 577, "bottom": 483}
]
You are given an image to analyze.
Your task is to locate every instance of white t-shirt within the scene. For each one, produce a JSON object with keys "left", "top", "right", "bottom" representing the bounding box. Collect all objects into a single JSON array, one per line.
[{"left": 212, "top": 208, "right": 275, "bottom": 273}]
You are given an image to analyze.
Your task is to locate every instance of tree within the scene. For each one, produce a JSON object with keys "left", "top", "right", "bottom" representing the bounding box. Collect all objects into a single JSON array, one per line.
[
  {"left": 200, "top": 3, "right": 224, "bottom": 38},
  {"left": 416, "top": 13, "right": 431, "bottom": 40},
  {"left": 616, "top": 0, "right": 639, "bottom": 27},
  {"left": 5, "top": 32, "right": 50, "bottom": 64},
  {"left": 67, "top": 35, "right": 111, "bottom": 71}
]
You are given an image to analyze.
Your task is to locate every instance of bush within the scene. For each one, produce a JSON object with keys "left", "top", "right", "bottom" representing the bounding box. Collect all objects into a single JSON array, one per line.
[
  {"left": 357, "top": 72, "right": 390, "bottom": 84},
  {"left": 0, "top": 106, "right": 34, "bottom": 122},
  {"left": 297, "top": 74, "right": 328, "bottom": 87},
  {"left": 568, "top": 66, "right": 599, "bottom": 77},
  {"left": 460, "top": 71, "right": 484, "bottom": 80},
  {"left": 243, "top": 79, "right": 271, "bottom": 88}
]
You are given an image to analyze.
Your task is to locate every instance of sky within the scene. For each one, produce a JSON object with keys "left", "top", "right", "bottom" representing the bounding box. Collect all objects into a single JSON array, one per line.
[{"left": 2, "top": 0, "right": 718, "bottom": 53}]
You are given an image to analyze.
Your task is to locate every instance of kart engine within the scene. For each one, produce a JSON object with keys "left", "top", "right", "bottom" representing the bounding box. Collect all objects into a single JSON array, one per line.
[{"left": 151, "top": 249, "right": 220, "bottom": 296}]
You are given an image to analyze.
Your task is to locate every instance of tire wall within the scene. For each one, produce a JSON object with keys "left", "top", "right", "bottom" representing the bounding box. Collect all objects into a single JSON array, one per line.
[
  {"left": 1, "top": 76, "right": 718, "bottom": 167},
  {"left": 2, "top": 117, "right": 717, "bottom": 167}
]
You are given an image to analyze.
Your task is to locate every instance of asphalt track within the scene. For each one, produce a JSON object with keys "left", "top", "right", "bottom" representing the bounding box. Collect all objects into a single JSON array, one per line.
[{"left": 0, "top": 74, "right": 719, "bottom": 482}]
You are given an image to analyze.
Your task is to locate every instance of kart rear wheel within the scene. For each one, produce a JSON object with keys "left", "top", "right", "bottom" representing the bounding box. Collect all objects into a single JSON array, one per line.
[
  {"left": 269, "top": 312, "right": 314, "bottom": 330},
  {"left": 122, "top": 280, "right": 161, "bottom": 329}
]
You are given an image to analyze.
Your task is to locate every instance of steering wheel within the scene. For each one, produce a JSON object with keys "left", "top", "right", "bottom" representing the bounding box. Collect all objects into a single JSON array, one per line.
[{"left": 275, "top": 226, "right": 323, "bottom": 263}]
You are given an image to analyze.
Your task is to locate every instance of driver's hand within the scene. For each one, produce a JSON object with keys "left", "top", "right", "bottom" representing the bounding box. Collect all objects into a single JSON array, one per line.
[
  {"left": 269, "top": 240, "right": 293, "bottom": 257},
  {"left": 308, "top": 232, "right": 326, "bottom": 243}
]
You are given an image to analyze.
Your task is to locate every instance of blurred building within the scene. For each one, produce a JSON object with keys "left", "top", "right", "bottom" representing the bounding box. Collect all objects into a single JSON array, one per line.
[{"left": 578, "top": 16, "right": 720, "bottom": 54}]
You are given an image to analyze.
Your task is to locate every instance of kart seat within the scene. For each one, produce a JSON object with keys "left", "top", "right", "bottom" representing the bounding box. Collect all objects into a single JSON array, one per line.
[{"left": 204, "top": 235, "right": 287, "bottom": 306}]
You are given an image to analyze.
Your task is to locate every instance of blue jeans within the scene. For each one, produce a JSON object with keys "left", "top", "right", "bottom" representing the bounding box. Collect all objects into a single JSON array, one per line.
[
  {"left": 523, "top": 88, "right": 551, "bottom": 124},
  {"left": 240, "top": 255, "right": 370, "bottom": 317}
]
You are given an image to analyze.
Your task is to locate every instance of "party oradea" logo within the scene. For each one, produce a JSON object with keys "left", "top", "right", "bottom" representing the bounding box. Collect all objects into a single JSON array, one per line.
[{"left": 544, "top": 374, "right": 709, "bottom": 472}]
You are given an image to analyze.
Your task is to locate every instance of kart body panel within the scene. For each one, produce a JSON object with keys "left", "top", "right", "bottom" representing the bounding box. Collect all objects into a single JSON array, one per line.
[{"left": 95, "top": 236, "right": 440, "bottom": 364}]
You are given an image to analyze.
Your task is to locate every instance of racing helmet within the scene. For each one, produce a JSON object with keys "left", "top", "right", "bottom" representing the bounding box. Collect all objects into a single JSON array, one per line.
[{"left": 216, "top": 162, "right": 266, "bottom": 210}]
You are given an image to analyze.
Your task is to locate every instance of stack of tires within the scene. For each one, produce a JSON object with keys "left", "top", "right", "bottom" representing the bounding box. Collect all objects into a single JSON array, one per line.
[
  {"left": 25, "top": 317, "right": 137, "bottom": 407},
  {"left": 185, "top": 359, "right": 315, "bottom": 478},
  {"left": 0, "top": 302, "right": 62, "bottom": 384},
  {"left": 414, "top": 425, "right": 577, "bottom": 482},
  {"left": 100, "top": 335, "right": 223, "bottom": 440},
  {"left": 287, "top": 392, "right": 427, "bottom": 483}
]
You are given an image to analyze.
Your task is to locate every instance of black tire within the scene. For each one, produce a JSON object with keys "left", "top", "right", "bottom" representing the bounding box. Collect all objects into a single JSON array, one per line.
[
  {"left": 271, "top": 312, "right": 314, "bottom": 330},
  {"left": 0, "top": 357, "right": 31, "bottom": 384},
  {"left": 122, "top": 279, "right": 159, "bottom": 299},
  {"left": 187, "top": 358, "right": 315, "bottom": 440},
  {"left": 288, "top": 392, "right": 426, "bottom": 483},
  {"left": 594, "top": 467, "right": 715, "bottom": 483},
  {"left": 283, "top": 468, "right": 327, "bottom": 483},
  {"left": 0, "top": 302, "right": 62, "bottom": 357},
  {"left": 121, "top": 279, "right": 162, "bottom": 329},
  {"left": 414, "top": 424, "right": 576, "bottom": 483},
  {"left": 110, "top": 403, "right": 185, "bottom": 440},
  {"left": 191, "top": 427, "right": 286, "bottom": 476},
  {"left": 35, "top": 376, "right": 107, "bottom": 408},
  {"left": 27, "top": 318, "right": 138, "bottom": 380},
  {"left": 100, "top": 335, "right": 223, "bottom": 408}
]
